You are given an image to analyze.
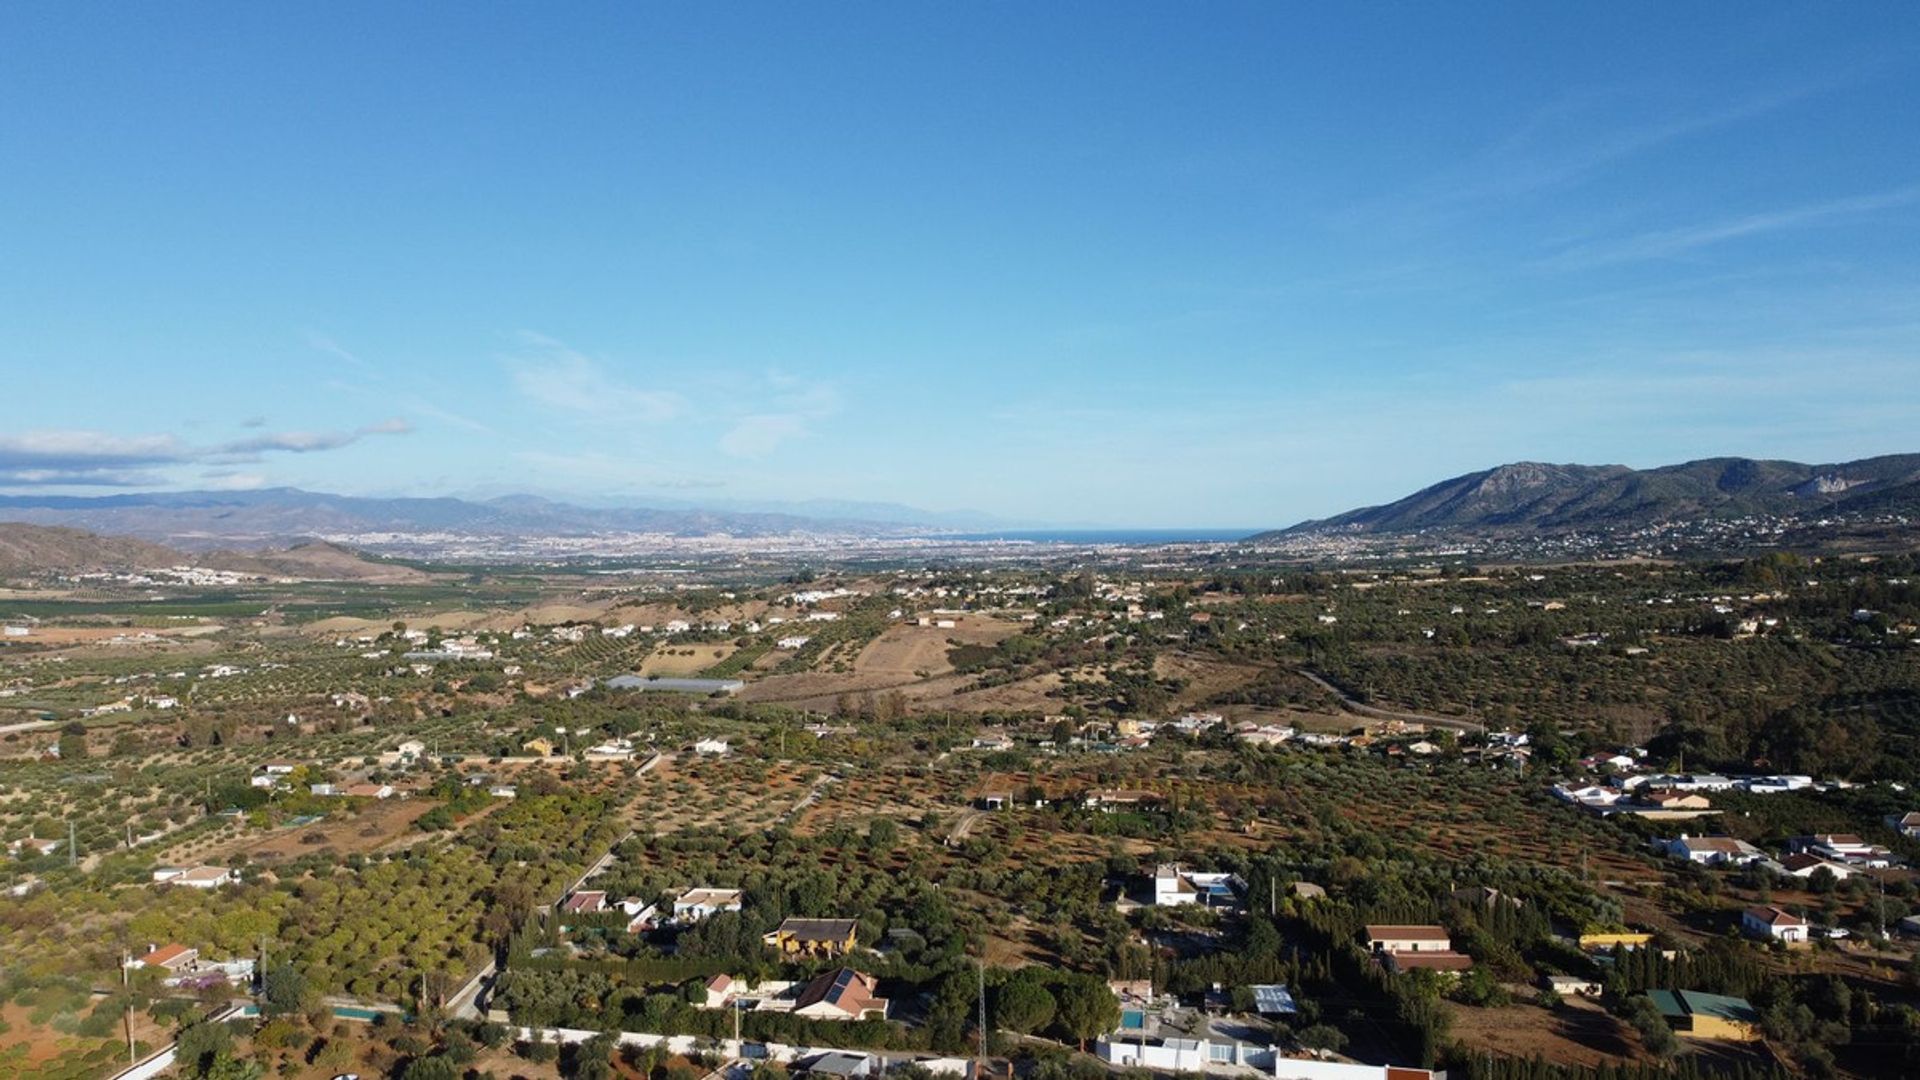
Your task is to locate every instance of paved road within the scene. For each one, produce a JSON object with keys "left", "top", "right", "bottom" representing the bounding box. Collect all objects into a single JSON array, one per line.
[
  {"left": 1295, "top": 667, "right": 1485, "bottom": 734},
  {"left": 446, "top": 959, "right": 496, "bottom": 1021}
]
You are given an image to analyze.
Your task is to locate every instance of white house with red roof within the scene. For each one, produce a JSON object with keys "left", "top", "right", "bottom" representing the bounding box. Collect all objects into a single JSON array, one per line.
[
  {"left": 1885, "top": 812, "right": 1920, "bottom": 839},
  {"left": 1742, "top": 905, "right": 1810, "bottom": 944},
  {"left": 792, "top": 968, "right": 889, "bottom": 1021},
  {"left": 129, "top": 943, "right": 199, "bottom": 974},
  {"left": 1661, "top": 835, "right": 1766, "bottom": 867}
]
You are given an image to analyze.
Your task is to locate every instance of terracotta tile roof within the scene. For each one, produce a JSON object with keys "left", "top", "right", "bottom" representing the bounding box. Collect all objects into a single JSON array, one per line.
[
  {"left": 1744, "top": 905, "right": 1807, "bottom": 928},
  {"left": 140, "top": 943, "right": 197, "bottom": 970},
  {"left": 1365, "top": 924, "right": 1451, "bottom": 942},
  {"left": 794, "top": 968, "right": 887, "bottom": 1017},
  {"left": 1385, "top": 951, "right": 1474, "bottom": 972}
]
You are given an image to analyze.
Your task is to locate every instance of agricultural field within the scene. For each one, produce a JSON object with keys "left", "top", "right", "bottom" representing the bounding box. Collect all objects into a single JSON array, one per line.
[{"left": 1, "top": 551, "right": 1918, "bottom": 1079}]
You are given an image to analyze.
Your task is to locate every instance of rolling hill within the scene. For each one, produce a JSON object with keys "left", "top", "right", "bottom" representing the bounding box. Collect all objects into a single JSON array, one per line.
[
  {"left": 0, "top": 522, "right": 435, "bottom": 582},
  {"left": 0, "top": 524, "right": 185, "bottom": 577},
  {"left": 1258, "top": 453, "right": 1920, "bottom": 540},
  {"left": 200, "top": 541, "right": 437, "bottom": 584}
]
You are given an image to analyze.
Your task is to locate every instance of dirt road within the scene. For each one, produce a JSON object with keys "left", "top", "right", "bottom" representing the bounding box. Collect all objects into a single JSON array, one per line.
[{"left": 1297, "top": 667, "right": 1485, "bottom": 733}]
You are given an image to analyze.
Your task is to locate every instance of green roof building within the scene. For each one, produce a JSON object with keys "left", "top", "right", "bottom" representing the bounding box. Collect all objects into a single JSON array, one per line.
[{"left": 1648, "top": 989, "right": 1760, "bottom": 1041}]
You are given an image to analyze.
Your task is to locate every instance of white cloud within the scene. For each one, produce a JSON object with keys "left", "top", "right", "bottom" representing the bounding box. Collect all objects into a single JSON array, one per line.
[
  {"left": 0, "top": 467, "right": 165, "bottom": 488},
  {"left": 0, "top": 419, "right": 414, "bottom": 489},
  {"left": 711, "top": 371, "right": 843, "bottom": 459},
  {"left": 513, "top": 450, "right": 724, "bottom": 490},
  {"left": 0, "top": 431, "right": 190, "bottom": 469},
  {"left": 208, "top": 417, "right": 413, "bottom": 462},
  {"left": 218, "top": 418, "right": 411, "bottom": 456},
  {"left": 0, "top": 431, "right": 189, "bottom": 485},
  {"left": 506, "top": 333, "right": 686, "bottom": 421},
  {"left": 1544, "top": 185, "right": 1920, "bottom": 270},
  {"left": 720, "top": 414, "right": 810, "bottom": 459},
  {"left": 200, "top": 470, "right": 269, "bottom": 490}
]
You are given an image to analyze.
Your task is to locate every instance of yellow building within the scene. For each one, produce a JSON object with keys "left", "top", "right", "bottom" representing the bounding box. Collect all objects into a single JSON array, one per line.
[
  {"left": 1579, "top": 932, "right": 1654, "bottom": 951},
  {"left": 763, "top": 917, "right": 858, "bottom": 958},
  {"left": 1650, "top": 990, "right": 1760, "bottom": 1041},
  {"left": 522, "top": 737, "right": 556, "bottom": 757}
]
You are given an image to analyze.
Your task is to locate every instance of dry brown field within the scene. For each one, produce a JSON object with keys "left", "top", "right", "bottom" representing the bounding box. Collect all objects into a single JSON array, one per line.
[
  {"left": 638, "top": 643, "right": 737, "bottom": 676},
  {"left": 1448, "top": 996, "right": 1643, "bottom": 1067},
  {"left": 854, "top": 621, "right": 1020, "bottom": 680},
  {"left": 0, "top": 1001, "right": 169, "bottom": 1080},
  {"left": 161, "top": 795, "right": 440, "bottom": 867}
]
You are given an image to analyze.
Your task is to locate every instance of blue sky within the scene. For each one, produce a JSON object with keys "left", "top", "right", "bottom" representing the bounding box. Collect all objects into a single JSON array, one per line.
[{"left": 2, "top": 3, "right": 1917, "bottom": 527}]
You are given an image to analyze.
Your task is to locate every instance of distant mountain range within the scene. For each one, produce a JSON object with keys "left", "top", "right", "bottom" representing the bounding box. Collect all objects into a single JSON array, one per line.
[
  {"left": 0, "top": 488, "right": 957, "bottom": 549},
  {"left": 6, "top": 455, "right": 1914, "bottom": 558},
  {"left": 1257, "top": 454, "right": 1920, "bottom": 540}
]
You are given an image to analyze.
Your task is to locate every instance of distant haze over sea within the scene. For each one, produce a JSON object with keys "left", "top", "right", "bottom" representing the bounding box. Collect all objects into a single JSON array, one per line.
[{"left": 942, "top": 528, "right": 1257, "bottom": 544}]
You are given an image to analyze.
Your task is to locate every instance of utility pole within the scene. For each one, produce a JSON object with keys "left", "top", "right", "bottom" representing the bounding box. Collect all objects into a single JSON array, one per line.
[
  {"left": 122, "top": 954, "right": 135, "bottom": 1066},
  {"left": 68, "top": 820, "right": 76, "bottom": 867},
  {"left": 975, "top": 958, "right": 988, "bottom": 1069}
]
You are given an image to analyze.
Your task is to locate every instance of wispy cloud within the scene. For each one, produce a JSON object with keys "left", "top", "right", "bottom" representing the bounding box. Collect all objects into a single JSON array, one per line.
[
  {"left": 215, "top": 417, "right": 412, "bottom": 457},
  {"left": 199, "top": 470, "right": 269, "bottom": 490},
  {"left": 407, "top": 401, "right": 496, "bottom": 434},
  {"left": 0, "top": 431, "right": 190, "bottom": 469},
  {"left": 310, "top": 333, "right": 500, "bottom": 435},
  {"left": 506, "top": 332, "right": 686, "bottom": 421},
  {"left": 1446, "top": 84, "right": 1819, "bottom": 206},
  {"left": 1543, "top": 184, "right": 1920, "bottom": 270},
  {"left": 0, "top": 431, "right": 190, "bottom": 486},
  {"left": 0, "top": 419, "right": 414, "bottom": 488},
  {"left": 306, "top": 331, "right": 373, "bottom": 372},
  {"left": 513, "top": 450, "right": 725, "bottom": 491},
  {"left": 1337, "top": 78, "right": 1836, "bottom": 233},
  {"left": 720, "top": 415, "right": 809, "bottom": 458},
  {"left": 718, "top": 371, "right": 842, "bottom": 459}
]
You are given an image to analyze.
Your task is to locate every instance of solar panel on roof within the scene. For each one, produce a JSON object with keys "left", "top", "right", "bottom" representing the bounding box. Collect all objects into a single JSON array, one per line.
[{"left": 1251, "top": 984, "right": 1298, "bottom": 1014}]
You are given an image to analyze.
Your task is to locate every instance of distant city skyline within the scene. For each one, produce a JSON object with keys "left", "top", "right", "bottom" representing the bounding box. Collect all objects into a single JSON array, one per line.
[{"left": 3, "top": 4, "right": 1918, "bottom": 527}]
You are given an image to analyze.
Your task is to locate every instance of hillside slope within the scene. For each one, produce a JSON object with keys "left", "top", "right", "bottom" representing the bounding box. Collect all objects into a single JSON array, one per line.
[
  {"left": 0, "top": 522, "right": 432, "bottom": 583},
  {"left": 200, "top": 542, "right": 437, "bottom": 584},
  {"left": 0, "top": 523, "right": 187, "bottom": 576},
  {"left": 1259, "top": 453, "right": 1920, "bottom": 538}
]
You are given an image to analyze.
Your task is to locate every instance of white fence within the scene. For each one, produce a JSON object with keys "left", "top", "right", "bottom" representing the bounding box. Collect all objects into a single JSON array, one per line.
[{"left": 105, "top": 1048, "right": 176, "bottom": 1080}]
